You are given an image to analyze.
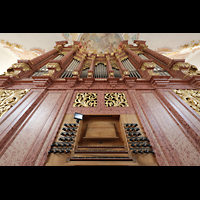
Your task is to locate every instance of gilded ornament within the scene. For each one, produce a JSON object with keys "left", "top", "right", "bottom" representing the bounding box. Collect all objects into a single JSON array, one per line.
[
  {"left": 83, "top": 60, "right": 91, "bottom": 70},
  {"left": 173, "top": 89, "right": 200, "bottom": 115},
  {"left": 0, "top": 89, "right": 30, "bottom": 118},
  {"left": 46, "top": 63, "right": 61, "bottom": 71},
  {"left": 95, "top": 61, "right": 107, "bottom": 66},
  {"left": 109, "top": 72, "right": 114, "bottom": 77},
  {"left": 73, "top": 93, "right": 97, "bottom": 107},
  {"left": 43, "top": 70, "right": 55, "bottom": 77},
  {"left": 171, "top": 62, "right": 191, "bottom": 71},
  {"left": 74, "top": 56, "right": 81, "bottom": 62},
  {"left": 111, "top": 60, "right": 119, "bottom": 70},
  {"left": 147, "top": 70, "right": 159, "bottom": 76},
  {"left": 4, "top": 68, "right": 21, "bottom": 78},
  {"left": 59, "top": 51, "right": 69, "bottom": 56},
  {"left": 141, "top": 62, "right": 156, "bottom": 71},
  {"left": 12, "top": 63, "right": 31, "bottom": 71},
  {"left": 123, "top": 71, "right": 130, "bottom": 76},
  {"left": 104, "top": 93, "right": 129, "bottom": 107}
]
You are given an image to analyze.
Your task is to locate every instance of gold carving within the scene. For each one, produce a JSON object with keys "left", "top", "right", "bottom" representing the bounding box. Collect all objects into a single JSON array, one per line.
[
  {"left": 171, "top": 62, "right": 191, "bottom": 71},
  {"left": 95, "top": 61, "right": 107, "bottom": 66},
  {"left": 46, "top": 63, "right": 61, "bottom": 71},
  {"left": 12, "top": 63, "right": 31, "bottom": 72},
  {"left": 3, "top": 69, "right": 21, "bottom": 78},
  {"left": 109, "top": 72, "right": 114, "bottom": 77},
  {"left": 83, "top": 60, "right": 91, "bottom": 70},
  {"left": 43, "top": 70, "right": 55, "bottom": 77},
  {"left": 74, "top": 56, "right": 81, "bottom": 62},
  {"left": 141, "top": 62, "right": 157, "bottom": 71},
  {"left": 104, "top": 93, "right": 129, "bottom": 107},
  {"left": 134, "top": 51, "right": 143, "bottom": 55},
  {"left": 147, "top": 70, "right": 159, "bottom": 76},
  {"left": 72, "top": 71, "right": 79, "bottom": 76},
  {"left": 173, "top": 89, "right": 200, "bottom": 115},
  {"left": 111, "top": 60, "right": 119, "bottom": 70},
  {"left": 54, "top": 45, "right": 62, "bottom": 52},
  {"left": 59, "top": 51, "right": 69, "bottom": 56},
  {"left": 73, "top": 93, "right": 97, "bottom": 107},
  {"left": 123, "top": 71, "right": 130, "bottom": 76},
  {"left": 120, "top": 56, "right": 128, "bottom": 61},
  {"left": 0, "top": 89, "right": 30, "bottom": 118}
]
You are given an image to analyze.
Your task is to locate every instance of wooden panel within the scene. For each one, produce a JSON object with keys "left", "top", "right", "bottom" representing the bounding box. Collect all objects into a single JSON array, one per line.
[{"left": 85, "top": 121, "right": 117, "bottom": 138}]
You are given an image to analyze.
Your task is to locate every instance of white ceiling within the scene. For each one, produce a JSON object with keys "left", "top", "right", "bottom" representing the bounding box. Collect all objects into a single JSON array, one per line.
[{"left": 0, "top": 33, "right": 200, "bottom": 75}]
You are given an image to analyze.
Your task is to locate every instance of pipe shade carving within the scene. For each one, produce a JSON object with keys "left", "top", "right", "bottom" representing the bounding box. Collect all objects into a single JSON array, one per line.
[
  {"left": 0, "top": 89, "right": 30, "bottom": 118},
  {"left": 173, "top": 89, "right": 200, "bottom": 115},
  {"left": 73, "top": 93, "right": 97, "bottom": 107},
  {"left": 104, "top": 93, "right": 129, "bottom": 107}
]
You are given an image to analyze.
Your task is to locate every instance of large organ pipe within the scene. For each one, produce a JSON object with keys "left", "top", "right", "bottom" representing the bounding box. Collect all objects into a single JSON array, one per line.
[{"left": 61, "top": 59, "right": 80, "bottom": 78}]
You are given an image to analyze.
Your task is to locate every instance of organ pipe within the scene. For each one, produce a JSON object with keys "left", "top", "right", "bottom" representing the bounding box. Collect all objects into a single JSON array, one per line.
[
  {"left": 61, "top": 59, "right": 80, "bottom": 78},
  {"left": 122, "top": 58, "right": 141, "bottom": 78},
  {"left": 94, "top": 63, "right": 108, "bottom": 78}
]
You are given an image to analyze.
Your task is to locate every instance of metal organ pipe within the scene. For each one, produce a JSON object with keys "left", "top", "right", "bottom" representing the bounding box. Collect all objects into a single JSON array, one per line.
[
  {"left": 61, "top": 59, "right": 80, "bottom": 78},
  {"left": 122, "top": 58, "right": 141, "bottom": 78},
  {"left": 94, "top": 63, "right": 108, "bottom": 78}
]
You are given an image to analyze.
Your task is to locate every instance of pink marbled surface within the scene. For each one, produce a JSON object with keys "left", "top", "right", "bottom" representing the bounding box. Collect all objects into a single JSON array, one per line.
[
  {"left": 141, "top": 92, "right": 200, "bottom": 166},
  {"left": 0, "top": 91, "right": 62, "bottom": 166}
]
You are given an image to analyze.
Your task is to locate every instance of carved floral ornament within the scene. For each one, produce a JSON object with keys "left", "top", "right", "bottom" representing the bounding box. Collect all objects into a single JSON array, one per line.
[
  {"left": 72, "top": 92, "right": 129, "bottom": 108},
  {"left": 0, "top": 89, "right": 30, "bottom": 118},
  {"left": 73, "top": 93, "right": 97, "bottom": 107},
  {"left": 2, "top": 63, "right": 32, "bottom": 78},
  {"left": 173, "top": 89, "right": 200, "bottom": 115},
  {"left": 171, "top": 62, "right": 200, "bottom": 78},
  {"left": 104, "top": 93, "right": 129, "bottom": 107}
]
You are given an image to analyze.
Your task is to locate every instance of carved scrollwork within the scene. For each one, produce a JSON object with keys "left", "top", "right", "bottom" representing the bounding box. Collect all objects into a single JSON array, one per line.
[
  {"left": 83, "top": 60, "right": 91, "bottom": 70},
  {"left": 73, "top": 93, "right": 97, "bottom": 107},
  {"left": 173, "top": 89, "right": 200, "bottom": 115},
  {"left": 46, "top": 63, "right": 61, "bottom": 71},
  {"left": 0, "top": 89, "right": 30, "bottom": 118},
  {"left": 104, "top": 93, "right": 129, "bottom": 107},
  {"left": 110, "top": 60, "right": 119, "bottom": 70}
]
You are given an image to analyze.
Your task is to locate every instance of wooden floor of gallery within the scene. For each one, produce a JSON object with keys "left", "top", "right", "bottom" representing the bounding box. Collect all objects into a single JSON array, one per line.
[{"left": 45, "top": 114, "right": 158, "bottom": 166}]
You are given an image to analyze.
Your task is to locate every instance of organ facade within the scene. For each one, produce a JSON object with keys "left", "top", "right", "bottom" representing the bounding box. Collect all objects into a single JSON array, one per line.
[{"left": 0, "top": 38, "right": 200, "bottom": 166}]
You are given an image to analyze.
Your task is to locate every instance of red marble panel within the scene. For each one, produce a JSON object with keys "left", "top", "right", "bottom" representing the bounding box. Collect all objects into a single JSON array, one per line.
[
  {"left": 34, "top": 91, "right": 73, "bottom": 166},
  {"left": 128, "top": 90, "right": 169, "bottom": 166},
  {"left": 0, "top": 89, "right": 45, "bottom": 156},
  {"left": 141, "top": 91, "right": 200, "bottom": 166},
  {"left": 0, "top": 91, "right": 65, "bottom": 166},
  {"left": 156, "top": 89, "right": 200, "bottom": 151}
]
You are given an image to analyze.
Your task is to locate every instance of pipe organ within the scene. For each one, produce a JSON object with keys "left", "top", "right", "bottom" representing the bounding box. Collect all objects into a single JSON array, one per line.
[
  {"left": 61, "top": 59, "right": 80, "bottom": 78},
  {"left": 32, "top": 54, "right": 64, "bottom": 76},
  {"left": 1, "top": 38, "right": 200, "bottom": 166},
  {"left": 94, "top": 63, "right": 108, "bottom": 78},
  {"left": 138, "top": 53, "right": 171, "bottom": 77},
  {"left": 122, "top": 59, "right": 141, "bottom": 78}
]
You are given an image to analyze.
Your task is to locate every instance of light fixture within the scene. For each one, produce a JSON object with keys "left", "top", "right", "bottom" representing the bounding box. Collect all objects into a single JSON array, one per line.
[{"left": 74, "top": 112, "right": 83, "bottom": 123}]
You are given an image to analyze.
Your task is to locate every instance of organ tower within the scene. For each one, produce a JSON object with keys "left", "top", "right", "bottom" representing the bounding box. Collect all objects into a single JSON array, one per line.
[{"left": 0, "top": 38, "right": 200, "bottom": 166}]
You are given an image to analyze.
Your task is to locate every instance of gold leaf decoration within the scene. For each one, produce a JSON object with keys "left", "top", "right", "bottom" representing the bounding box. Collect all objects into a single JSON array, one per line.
[
  {"left": 73, "top": 93, "right": 97, "bottom": 107},
  {"left": 173, "top": 89, "right": 200, "bottom": 115},
  {"left": 0, "top": 89, "right": 30, "bottom": 118},
  {"left": 104, "top": 93, "right": 129, "bottom": 107}
]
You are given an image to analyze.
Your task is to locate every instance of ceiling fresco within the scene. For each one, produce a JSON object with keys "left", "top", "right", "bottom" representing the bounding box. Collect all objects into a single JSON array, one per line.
[
  {"left": 79, "top": 33, "right": 122, "bottom": 54},
  {"left": 0, "top": 33, "right": 200, "bottom": 75}
]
